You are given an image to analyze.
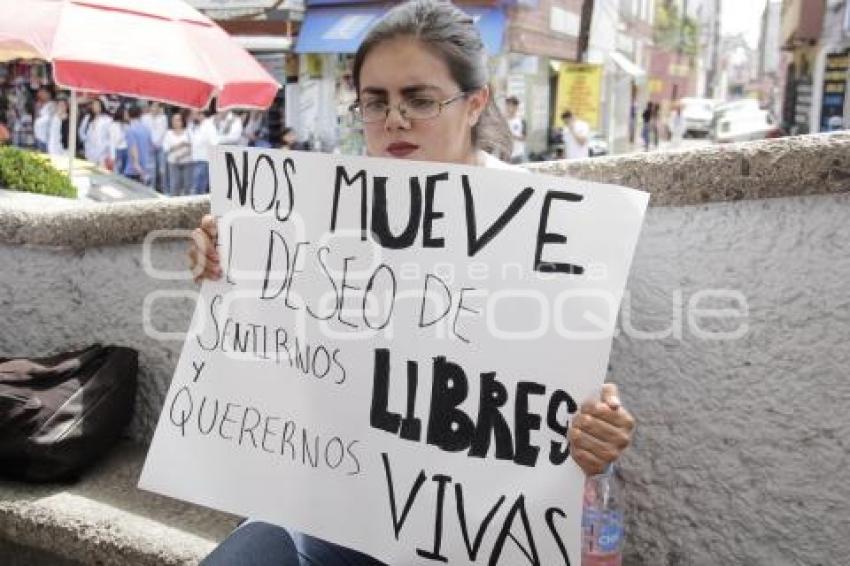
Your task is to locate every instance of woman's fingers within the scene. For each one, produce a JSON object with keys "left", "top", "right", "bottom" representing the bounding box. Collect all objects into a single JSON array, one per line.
[
  {"left": 569, "top": 422, "right": 624, "bottom": 463},
  {"left": 189, "top": 225, "right": 221, "bottom": 281},
  {"left": 570, "top": 446, "right": 607, "bottom": 476},
  {"left": 579, "top": 398, "right": 635, "bottom": 434},
  {"left": 200, "top": 213, "right": 218, "bottom": 240},
  {"left": 568, "top": 390, "right": 635, "bottom": 475},
  {"left": 600, "top": 383, "right": 621, "bottom": 410},
  {"left": 572, "top": 412, "right": 631, "bottom": 449}
]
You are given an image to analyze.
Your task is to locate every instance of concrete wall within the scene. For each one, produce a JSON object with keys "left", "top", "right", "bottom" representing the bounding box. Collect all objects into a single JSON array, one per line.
[
  {"left": 2, "top": 134, "right": 849, "bottom": 565},
  {"left": 615, "top": 192, "right": 850, "bottom": 565}
]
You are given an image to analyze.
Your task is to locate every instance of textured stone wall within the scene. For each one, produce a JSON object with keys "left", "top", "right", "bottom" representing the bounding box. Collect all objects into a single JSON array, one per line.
[
  {"left": 0, "top": 240, "right": 194, "bottom": 442},
  {"left": 3, "top": 192, "right": 848, "bottom": 565},
  {"left": 2, "top": 135, "right": 849, "bottom": 565},
  {"left": 612, "top": 193, "right": 850, "bottom": 565}
]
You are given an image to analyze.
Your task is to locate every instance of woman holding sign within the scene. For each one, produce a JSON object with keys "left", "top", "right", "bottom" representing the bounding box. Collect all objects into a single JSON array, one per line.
[{"left": 195, "top": 1, "right": 635, "bottom": 563}]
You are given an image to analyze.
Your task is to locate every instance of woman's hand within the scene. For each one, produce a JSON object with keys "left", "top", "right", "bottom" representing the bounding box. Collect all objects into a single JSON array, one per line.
[
  {"left": 188, "top": 214, "right": 221, "bottom": 282},
  {"left": 569, "top": 383, "right": 635, "bottom": 475}
]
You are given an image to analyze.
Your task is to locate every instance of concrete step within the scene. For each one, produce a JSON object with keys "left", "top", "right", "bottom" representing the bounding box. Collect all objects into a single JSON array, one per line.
[{"left": 0, "top": 442, "right": 240, "bottom": 566}]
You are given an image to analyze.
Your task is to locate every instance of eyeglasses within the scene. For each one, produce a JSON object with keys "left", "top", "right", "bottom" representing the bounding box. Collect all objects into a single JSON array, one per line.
[{"left": 349, "top": 92, "right": 469, "bottom": 124}]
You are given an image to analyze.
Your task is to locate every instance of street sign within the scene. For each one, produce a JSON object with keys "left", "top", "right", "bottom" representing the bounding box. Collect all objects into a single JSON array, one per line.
[{"left": 555, "top": 63, "right": 603, "bottom": 129}]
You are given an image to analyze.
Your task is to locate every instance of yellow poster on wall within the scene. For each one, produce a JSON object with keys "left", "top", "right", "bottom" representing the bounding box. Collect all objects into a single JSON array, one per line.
[{"left": 554, "top": 63, "right": 603, "bottom": 129}]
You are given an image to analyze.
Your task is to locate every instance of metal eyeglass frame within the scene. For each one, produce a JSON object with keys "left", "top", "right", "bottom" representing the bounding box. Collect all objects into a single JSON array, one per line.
[{"left": 349, "top": 91, "right": 469, "bottom": 124}]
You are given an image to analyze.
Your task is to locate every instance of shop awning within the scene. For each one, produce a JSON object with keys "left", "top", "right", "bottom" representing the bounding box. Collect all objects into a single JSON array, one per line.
[
  {"left": 464, "top": 6, "right": 505, "bottom": 56},
  {"left": 295, "top": 5, "right": 505, "bottom": 55},
  {"left": 610, "top": 51, "right": 646, "bottom": 79}
]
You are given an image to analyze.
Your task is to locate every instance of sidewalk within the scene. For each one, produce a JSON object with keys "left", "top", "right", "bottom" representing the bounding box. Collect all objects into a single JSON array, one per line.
[{"left": 612, "top": 137, "right": 713, "bottom": 156}]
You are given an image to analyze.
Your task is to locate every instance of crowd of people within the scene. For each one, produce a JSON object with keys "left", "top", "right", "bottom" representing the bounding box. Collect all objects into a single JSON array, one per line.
[{"left": 0, "top": 70, "right": 304, "bottom": 196}]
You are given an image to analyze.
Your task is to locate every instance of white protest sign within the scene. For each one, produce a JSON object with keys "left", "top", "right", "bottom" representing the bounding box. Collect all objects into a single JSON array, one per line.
[{"left": 140, "top": 147, "right": 648, "bottom": 565}]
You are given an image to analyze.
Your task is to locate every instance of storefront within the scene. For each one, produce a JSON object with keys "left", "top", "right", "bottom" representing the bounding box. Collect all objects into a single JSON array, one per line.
[
  {"left": 811, "top": 1, "right": 850, "bottom": 132},
  {"left": 818, "top": 47, "right": 849, "bottom": 131},
  {"left": 0, "top": 60, "right": 52, "bottom": 148},
  {"left": 780, "top": 0, "right": 826, "bottom": 135},
  {"left": 501, "top": 2, "right": 587, "bottom": 157}
]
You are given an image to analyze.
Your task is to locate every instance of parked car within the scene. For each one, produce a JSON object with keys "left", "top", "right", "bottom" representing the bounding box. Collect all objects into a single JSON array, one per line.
[
  {"left": 680, "top": 97, "right": 716, "bottom": 137},
  {"left": 588, "top": 132, "right": 609, "bottom": 157},
  {"left": 711, "top": 99, "right": 761, "bottom": 135},
  {"left": 534, "top": 127, "right": 608, "bottom": 160},
  {"left": 714, "top": 108, "right": 785, "bottom": 143}
]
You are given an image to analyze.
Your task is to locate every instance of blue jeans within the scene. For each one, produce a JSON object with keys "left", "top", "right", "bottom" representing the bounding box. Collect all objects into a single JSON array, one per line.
[
  {"left": 115, "top": 148, "right": 128, "bottom": 176},
  {"left": 154, "top": 148, "right": 167, "bottom": 191},
  {"left": 167, "top": 162, "right": 193, "bottom": 196},
  {"left": 201, "top": 522, "right": 386, "bottom": 566},
  {"left": 192, "top": 161, "right": 210, "bottom": 195}
]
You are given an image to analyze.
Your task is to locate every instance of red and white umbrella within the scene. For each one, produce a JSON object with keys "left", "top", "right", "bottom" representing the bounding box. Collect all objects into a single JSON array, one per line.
[{"left": 0, "top": 0, "right": 280, "bottom": 110}]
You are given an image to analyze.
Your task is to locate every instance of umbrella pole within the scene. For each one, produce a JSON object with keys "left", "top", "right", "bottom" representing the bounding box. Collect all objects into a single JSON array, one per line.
[{"left": 68, "top": 90, "right": 77, "bottom": 180}]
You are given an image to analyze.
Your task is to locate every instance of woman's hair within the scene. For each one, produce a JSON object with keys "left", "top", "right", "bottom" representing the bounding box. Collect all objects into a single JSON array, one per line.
[
  {"left": 352, "top": 0, "right": 511, "bottom": 160},
  {"left": 113, "top": 103, "right": 128, "bottom": 124}
]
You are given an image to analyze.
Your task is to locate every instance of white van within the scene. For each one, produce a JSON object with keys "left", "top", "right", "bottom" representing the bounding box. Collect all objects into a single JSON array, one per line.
[{"left": 679, "top": 97, "right": 716, "bottom": 137}]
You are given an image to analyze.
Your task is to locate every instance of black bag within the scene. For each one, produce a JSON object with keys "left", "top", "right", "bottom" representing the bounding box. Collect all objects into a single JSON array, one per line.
[{"left": 0, "top": 344, "right": 138, "bottom": 482}]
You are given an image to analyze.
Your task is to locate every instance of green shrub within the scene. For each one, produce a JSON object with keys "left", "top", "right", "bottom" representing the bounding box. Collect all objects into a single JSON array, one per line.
[{"left": 0, "top": 146, "right": 77, "bottom": 199}]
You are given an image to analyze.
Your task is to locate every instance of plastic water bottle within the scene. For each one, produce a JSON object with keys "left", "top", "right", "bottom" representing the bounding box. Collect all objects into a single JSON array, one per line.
[{"left": 581, "top": 465, "right": 624, "bottom": 566}]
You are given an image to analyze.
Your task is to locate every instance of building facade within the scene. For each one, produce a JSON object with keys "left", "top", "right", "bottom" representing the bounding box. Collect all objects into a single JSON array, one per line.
[
  {"left": 780, "top": 0, "right": 826, "bottom": 134},
  {"left": 582, "top": 0, "right": 653, "bottom": 151},
  {"left": 810, "top": 0, "right": 850, "bottom": 131},
  {"left": 502, "top": 0, "right": 585, "bottom": 156}
]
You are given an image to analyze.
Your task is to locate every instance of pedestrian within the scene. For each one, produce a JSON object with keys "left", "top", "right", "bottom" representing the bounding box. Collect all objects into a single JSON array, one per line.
[
  {"left": 191, "top": 1, "right": 636, "bottom": 562},
  {"left": 123, "top": 105, "right": 155, "bottom": 185},
  {"left": 188, "top": 108, "right": 218, "bottom": 194},
  {"left": 10, "top": 100, "right": 34, "bottom": 149},
  {"left": 280, "top": 126, "right": 304, "bottom": 151},
  {"left": 108, "top": 104, "right": 129, "bottom": 174},
  {"left": 561, "top": 109, "right": 590, "bottom": 160},
  {"left": 217, "top": 109, "right": 243, "bottom": 146},
  {"left": 142, "top": 101, "right": 169, "bottom": 191},
  {"left": 505, "top": 95, "right": 526, "bottom": 164},
  {"left": 78, "top": 98, "right": 113, "bottom": 167},
  {"left": 46, "top": 98, "right": 69, "bottom": 157},
  {"left": 162, "top": 111, "right": 193, "bottom": 196},
  {"left": 0, "top": 117, "right": 10, "bottom": 145},
  {"left": 650, "top": 102, "right": 661, "bottom": 149},
  {"left": 33, "top": 87, "right": 54, "bottom": 152},
  {"left": 0, "top": 75, "right": 8, "bottom": 121},
  {"left": 668, "top": 101, "right": 686, "bottom": 149},
  {"left": 640, "top": 101, "right": 652, "bottom": 150},
  {"left": 240, "top": 110, "right": 265, "bottom": 146}
]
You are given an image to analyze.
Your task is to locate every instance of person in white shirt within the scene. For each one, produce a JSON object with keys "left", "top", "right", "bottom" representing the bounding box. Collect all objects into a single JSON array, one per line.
[
  {"left": 668, "top": 101, "right": 686, "bottom": 149},
  {"left": 240, "top": 111, "right": 265, "bottom": 146},
  {"left": 108, "top": 104, "right": 129, "bottom": 173},
  {"left": 188, "top": 109, "right": 219, "bottom": 194},
  {"left": 162, "top": 112, "right": 193, "bottom": 196},
  {"left": 217, "top": 110, "right": 244, "bottom": 146},
  {"left": 505, "top": 95, "right": 526, "bottom": 164},
  {"left": 142, "top": 101, "right": 169, "bottom": 190},
  {"left": 561, "top": 109, "right": 590, "bottom": 160},
  {"left": 46, "top": 99, "right": 68, "bottom": 157},
  {"left": 33, "top": 88, "right": 54, "bottom": 152},
  {"left": 78, "top": 98, "right": 113, "bottom": 167}
]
